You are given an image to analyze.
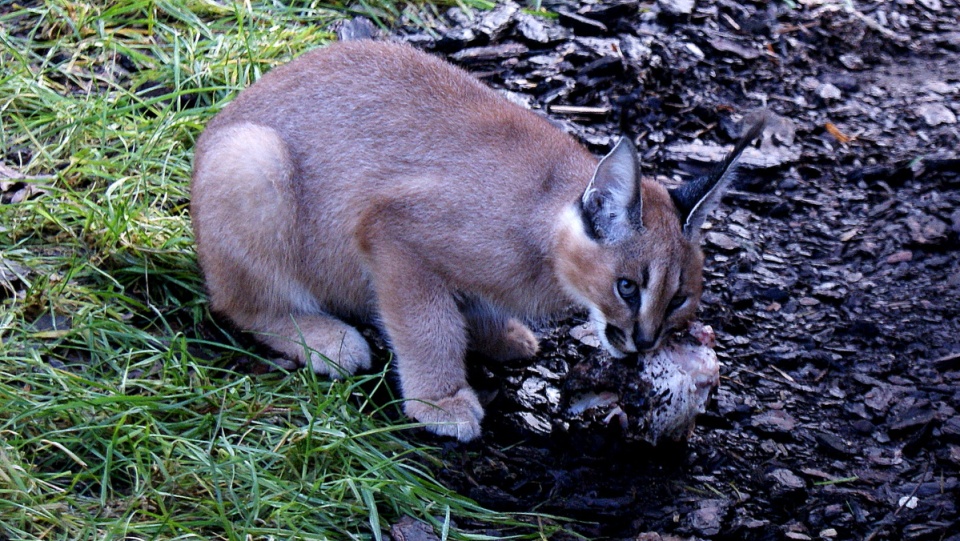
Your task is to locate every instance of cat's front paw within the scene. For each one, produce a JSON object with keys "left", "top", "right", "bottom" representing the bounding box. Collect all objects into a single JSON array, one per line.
[
  {"left": 404, "top": 387, "right": 484, "bottom": 441},
  {"left": 483, "top": 318, "right": 539, "bottom": 362}
]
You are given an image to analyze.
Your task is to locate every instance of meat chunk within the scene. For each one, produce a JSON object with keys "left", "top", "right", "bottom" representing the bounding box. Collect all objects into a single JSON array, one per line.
[{"left": 565, "top": 322, "right": 720, "bottom": 445}]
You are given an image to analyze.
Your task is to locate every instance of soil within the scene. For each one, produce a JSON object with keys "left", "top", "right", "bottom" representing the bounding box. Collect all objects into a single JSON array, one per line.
[{"left": 383, "top": 1, "right": 960, "bottom": 539}]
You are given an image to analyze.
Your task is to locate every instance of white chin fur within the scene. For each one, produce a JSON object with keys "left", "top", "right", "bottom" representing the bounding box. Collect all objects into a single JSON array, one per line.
[
  {"left": 604, "top": 343, "right": 628, "bottom": 359},
  {"left": 590, "top": 309, "right": 627, "bottom": 359}
]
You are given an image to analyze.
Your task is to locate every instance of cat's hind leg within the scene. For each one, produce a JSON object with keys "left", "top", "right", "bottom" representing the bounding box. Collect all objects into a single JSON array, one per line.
[
  {"left": 244, "top": 312, "right": 372, "bottom": 377},
  {"left": 192, "top": 123, "right": 371, "bottom": 377}
]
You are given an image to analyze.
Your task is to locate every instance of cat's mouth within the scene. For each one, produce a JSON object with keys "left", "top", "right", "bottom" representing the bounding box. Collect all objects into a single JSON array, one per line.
[
  {"left": 603, "top": 324, "right": 632, "bottom": 355},
  {"left": 602, "top": 322, "right": 669, "bottom": 362},
  {"left": 590, "top": 310, "right": 666, "bottom": 359}
]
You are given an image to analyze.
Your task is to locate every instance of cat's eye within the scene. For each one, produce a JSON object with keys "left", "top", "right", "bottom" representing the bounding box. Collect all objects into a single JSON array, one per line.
[
  {"left": 667, "top": 295, "right": 687, "bottom": 312},
  {"left": 616, "top": 278, "right": 639, "bottom": 299}
]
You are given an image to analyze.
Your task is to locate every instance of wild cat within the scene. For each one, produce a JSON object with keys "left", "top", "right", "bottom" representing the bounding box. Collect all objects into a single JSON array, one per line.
[{"left": 191, "top": 40, "right": 763, "bottom": 441}]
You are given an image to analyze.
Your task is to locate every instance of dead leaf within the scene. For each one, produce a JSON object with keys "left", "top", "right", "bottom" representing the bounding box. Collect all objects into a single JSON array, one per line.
[{"left": 825, "top": 122, "right": 853, "bottom": 143}]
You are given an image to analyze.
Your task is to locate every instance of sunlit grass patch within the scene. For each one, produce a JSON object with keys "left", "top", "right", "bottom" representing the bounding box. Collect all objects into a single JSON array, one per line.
[{"left": 0, "top": 1, "right": 566, "bottom": 538}]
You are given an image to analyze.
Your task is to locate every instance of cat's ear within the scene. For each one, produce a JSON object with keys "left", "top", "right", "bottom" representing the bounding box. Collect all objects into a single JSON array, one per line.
[
  {"left": 581, "top": 137, "right": 643, "bottom": 243},
  {"left": 670, "top": 120, "right": 765, "bottom": 240}
]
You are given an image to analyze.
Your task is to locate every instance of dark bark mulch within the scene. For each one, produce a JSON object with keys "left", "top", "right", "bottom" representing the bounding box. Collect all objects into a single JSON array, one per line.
[{"left": 391, "top": 1, "right": 960, "bottom": 539}]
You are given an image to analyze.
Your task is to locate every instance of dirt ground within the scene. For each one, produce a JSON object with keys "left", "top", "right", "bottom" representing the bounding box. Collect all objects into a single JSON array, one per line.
[{"left": 383, "top": 1, "right": 960, "bottom": 539}]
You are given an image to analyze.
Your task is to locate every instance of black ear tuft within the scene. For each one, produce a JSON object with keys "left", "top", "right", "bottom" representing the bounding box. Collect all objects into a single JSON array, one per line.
[
  {"left": 581, "top": 137, "right": 643, "bottom": 243},
  {"left": 670, "top": 119, "right": 766, "bottom": 239}
]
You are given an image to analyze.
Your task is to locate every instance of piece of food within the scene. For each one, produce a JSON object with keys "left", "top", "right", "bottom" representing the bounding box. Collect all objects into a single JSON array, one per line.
[
  {"left": 566, "top": 321, "right": 720, "bottom": 445},
  {"left": 496, "top": 321, "right": 720, "bottom": 445}
]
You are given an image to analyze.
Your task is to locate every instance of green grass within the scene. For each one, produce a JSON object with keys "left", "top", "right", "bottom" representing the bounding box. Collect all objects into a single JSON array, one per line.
[{"left": 0, "top": 1, "right": 565, "bottom": 539}]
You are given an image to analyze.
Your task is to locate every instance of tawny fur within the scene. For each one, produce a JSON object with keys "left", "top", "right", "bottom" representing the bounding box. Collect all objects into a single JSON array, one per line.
[{"left": 191, "top": 41, "right": 713, "bottom": 441}]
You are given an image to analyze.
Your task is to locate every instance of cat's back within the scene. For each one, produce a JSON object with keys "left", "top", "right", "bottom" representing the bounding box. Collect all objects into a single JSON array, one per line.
[
  {"left": 204, "top": 41, "right": 491, "bottom": 132},
  {"left": 198, "top": 40, "right": 593, "bottom": 199}
]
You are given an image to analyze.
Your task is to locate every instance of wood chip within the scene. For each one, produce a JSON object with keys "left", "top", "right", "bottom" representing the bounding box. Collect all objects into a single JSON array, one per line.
[
  {"left": 886, "top": 250, "right": 913, "bottom": 264},
  {"left": 548, "top": 105, "right": 612, "bottom": 115}
]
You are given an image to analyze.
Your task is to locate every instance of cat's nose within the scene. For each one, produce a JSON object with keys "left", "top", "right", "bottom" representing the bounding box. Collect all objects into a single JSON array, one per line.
[
  {"left": 635, "top": 338, "right": 656, "bottom": 352},
  {"left": 633, "top": 324, "right": 659, "bottom": 352}
]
